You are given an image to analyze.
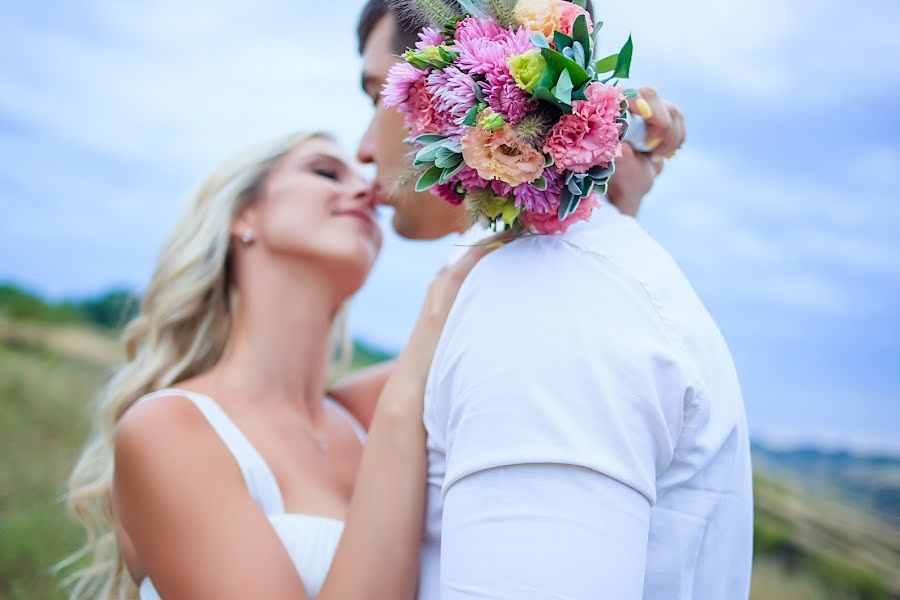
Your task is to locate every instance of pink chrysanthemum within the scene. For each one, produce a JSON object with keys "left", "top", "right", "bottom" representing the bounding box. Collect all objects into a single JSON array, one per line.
[
  {"left": 415, "top": 27, "right": 445, "bottom": 50},
  {"left": 426, "top": 67, "right": 478, "bottom": 138},
  {"left": 481, "top": 70, "right": 534, "bottom": 123},
  {"left": 454, "top": 20, "right": 535, "bottom": 76},
  {"left": 432, "top": 180, "right": 464, "bottom": 205},
  {"left": 383, "top": 62, "right": 427, "bottom": 109},
  {"left": 456, "top": 165, "right": 491, "bottom": 192},
  {"left": 513, "top": 166, "right": 562, "bottom": 214},
  {"left": 522, "top": 194, "right": 599, "bottom": 234},
  {"left": 455, "top": 16, "right": 505, "bottom": 43}
]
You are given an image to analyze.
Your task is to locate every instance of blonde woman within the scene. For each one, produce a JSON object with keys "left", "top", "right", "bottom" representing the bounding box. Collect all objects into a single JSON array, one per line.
[{"left": 64, "top": 132, "right": 493, "bottom": 599}]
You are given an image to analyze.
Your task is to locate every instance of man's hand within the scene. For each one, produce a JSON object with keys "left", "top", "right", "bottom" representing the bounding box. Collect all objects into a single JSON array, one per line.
[{"left": 606, "top": 87, "right": 686, "bottom": 217}]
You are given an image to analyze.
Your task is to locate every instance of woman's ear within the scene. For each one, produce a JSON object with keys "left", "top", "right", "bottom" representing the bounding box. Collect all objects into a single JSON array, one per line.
[{"left": 230, "top": 205, "right": 260, "bottom": 245}]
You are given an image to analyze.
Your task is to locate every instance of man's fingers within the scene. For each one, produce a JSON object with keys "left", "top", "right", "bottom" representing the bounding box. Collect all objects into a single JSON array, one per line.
[
  {"left": 654, "top": 103, "right": 685, "bottom": 158},
  {"left": 629, "top": 87, "right": 670, "bottom": 152}
]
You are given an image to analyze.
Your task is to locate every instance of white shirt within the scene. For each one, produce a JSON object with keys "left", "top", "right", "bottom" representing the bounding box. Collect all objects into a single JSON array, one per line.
[{"left": 420, "top": 200, "right": 753, "bottom": 599}]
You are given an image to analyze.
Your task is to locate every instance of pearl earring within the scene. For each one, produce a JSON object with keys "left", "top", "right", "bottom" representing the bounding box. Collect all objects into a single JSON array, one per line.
[{"left": 240, "top": 228, "right": 254, "bottom": 245}]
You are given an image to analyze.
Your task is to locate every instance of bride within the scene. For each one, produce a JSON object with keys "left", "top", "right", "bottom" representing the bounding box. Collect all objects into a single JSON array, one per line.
[{"left": 64, "top": 131, "right": 495, "bottom": 599}]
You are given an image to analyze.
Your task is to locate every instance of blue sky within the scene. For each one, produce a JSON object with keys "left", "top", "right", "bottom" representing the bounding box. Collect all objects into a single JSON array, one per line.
[{"left": 1, "top": 0, "right": 898, "bottom": 451}]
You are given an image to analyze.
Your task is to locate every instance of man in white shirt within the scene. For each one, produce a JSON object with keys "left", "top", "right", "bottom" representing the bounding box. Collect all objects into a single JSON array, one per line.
[{"left": 356, "top": 2, "right": 752, "bottom": 598}]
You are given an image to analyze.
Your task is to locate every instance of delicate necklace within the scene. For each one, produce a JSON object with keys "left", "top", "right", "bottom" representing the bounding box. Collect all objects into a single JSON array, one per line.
[{"left": 286, "top": 403, "right": 329, "bottom": 453}]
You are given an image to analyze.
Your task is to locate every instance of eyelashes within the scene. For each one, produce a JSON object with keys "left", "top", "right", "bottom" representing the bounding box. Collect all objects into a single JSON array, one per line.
[{"left": 313, "top": 167, "right": 340, "bottom": 180}]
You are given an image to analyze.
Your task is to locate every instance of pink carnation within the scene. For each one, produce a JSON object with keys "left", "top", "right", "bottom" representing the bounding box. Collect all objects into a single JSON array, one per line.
[
  {"left": 556, "top": 2, "right": 594, "bottom": 38},
  {"left": 543, "top": 83, "right": 625, "bottom": 173},
  {"left": 406, "top": 78, "right": 442, "bottom": 137},
  {"left": 382, "top": 62, "right": 427, "bottom": 109},
  {"left": 522, "top": 194, "right": 599, "bottom": 234},
  {"left": 426, "top": 67, "right": 478, "bottom": 138},
  {"left": 415, "top": 27, "right": 445, "bottom": 50},
  {"left": 575, "top": 82, "right": 626, "bottom": 122}
]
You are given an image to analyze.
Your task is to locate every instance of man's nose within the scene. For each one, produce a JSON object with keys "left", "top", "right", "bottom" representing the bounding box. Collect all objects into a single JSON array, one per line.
[{"left": 357, "top": 121, "right": 376, "bottom": 165}]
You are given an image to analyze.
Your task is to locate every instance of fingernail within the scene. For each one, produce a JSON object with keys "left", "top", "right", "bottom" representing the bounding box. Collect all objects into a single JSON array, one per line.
[
  {"left": 645, "top": 137, "right": 663, "bottom": 151},
  {"left": 666, "top": 149, "right": 677, "bottom": 159},
  {"left": 486, "top": 241, "right": 505, "bottom": 249},
  {"left": 635, "top": 98, "right": 653, "bottom": 120}
]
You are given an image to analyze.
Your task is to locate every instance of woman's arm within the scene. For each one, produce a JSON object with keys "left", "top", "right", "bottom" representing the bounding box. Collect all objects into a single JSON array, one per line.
[
  {"left": 320, "top": 244, "right": 496, "bottom": 600},
  {"left": 114, "top": 396, "right": 310, "bottom": 600},
  {"left": 327, "top": 360, "right": 395, "bottom": 429}
]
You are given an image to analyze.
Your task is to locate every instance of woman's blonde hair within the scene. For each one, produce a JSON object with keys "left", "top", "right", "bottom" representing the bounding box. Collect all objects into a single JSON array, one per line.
[{"left": 60, "top": 131, "right": 353, "bottom": 599}]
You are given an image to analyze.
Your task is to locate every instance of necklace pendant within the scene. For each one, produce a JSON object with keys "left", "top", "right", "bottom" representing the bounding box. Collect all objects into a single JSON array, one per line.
[{"left": 316, "top": 437, "right": 328, "bottom": 453}]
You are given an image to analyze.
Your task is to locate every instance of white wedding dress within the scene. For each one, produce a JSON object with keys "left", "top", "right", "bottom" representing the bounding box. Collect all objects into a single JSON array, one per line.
[{"left": 132, "top": 389, "right": 366, "bottom": 599}]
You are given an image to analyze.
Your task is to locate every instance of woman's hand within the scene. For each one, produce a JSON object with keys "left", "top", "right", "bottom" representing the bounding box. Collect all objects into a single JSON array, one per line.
[{"left": 397, "top": 241, "right": 501, "bottom": 384}]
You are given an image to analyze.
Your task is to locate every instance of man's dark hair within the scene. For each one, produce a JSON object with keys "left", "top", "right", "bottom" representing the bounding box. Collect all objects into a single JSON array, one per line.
[{"left": 357, "top": 0, "right": 595, "bottom": 55}]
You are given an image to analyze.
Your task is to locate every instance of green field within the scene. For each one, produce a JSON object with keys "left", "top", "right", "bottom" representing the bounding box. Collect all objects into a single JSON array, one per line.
[{"left": 1, "top": 284, "right": 898, "bottom": 599}]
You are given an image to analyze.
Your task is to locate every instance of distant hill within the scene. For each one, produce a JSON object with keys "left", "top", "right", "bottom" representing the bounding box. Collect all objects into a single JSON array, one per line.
[{"left": 752, "top": 441, "right": 900, "bottom": 527}]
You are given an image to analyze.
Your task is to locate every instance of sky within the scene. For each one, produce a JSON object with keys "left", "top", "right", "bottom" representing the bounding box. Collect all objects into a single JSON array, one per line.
[{"left": 1, "top": 0, "right": 898, "bottom": 451}]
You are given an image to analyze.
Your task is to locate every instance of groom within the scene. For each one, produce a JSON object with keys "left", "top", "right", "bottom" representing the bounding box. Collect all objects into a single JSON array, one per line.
[{"left": 355, "top": 1, "right": 753, "bottom": 598}]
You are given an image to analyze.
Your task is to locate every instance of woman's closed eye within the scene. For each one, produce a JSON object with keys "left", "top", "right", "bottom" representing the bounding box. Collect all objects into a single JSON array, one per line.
[{"left": 314, "top": 167, "right": 340, "bottom": 180}]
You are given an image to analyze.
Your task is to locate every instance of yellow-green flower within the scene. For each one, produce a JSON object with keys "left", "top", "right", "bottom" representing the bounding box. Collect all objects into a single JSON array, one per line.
[
  {"left": 481, "top": 109, "right": 506, "bottom": 131},
  {"left": 508, "top": 50, "right": 548, "bottom": 94},
  {"left": 467, "top": 190, "right": 523, "bottom": 227}
]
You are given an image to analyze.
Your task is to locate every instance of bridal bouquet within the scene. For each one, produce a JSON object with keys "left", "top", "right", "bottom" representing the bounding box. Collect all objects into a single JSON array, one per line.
[{"left": 385, "top": 0, "right": 637, "bottom": 234}]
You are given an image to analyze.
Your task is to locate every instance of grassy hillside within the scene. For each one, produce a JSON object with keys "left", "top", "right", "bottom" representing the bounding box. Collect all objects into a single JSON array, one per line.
[{"left": 1, "top": 284, "right": 898, "bottom": 599}]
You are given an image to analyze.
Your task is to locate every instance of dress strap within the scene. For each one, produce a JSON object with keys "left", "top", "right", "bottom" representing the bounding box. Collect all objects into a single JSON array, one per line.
[
  {"left": 323, "top": 396, "right": 368, "bottom": 444},
  {"left": 132, "top": 389, "right": 286, "bottom": 515}
]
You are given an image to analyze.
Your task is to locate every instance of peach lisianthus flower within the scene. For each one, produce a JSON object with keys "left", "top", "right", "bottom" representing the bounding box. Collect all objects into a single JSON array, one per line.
[
  {"left": 461, "top": 111, "right": 546, "bottom": 186},
  {"left": 513, "top": 0, "right": 561, "bottom": 41}
]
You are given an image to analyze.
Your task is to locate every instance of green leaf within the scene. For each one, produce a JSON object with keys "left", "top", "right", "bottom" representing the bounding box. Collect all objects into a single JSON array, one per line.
[
  {"left": 414, "top": 139, "right": 449, "bottom": 166},
  {"left": 440, "top": 160, "right": 466, "bottom": 182},
  {"left": 554, "top": 31, "right": 575, "bottom": 51},
  {"left": 594, "top": 53, "right": 618, "bottom": 73},
  {"left": 612, "top": 34, "right": 634, "bottom": 79},
  {"left": 572, "top": 14, "right": 591, "bottom": 58},
  {"left": 473, "top": 81, "right": 486, "bottom": 102},
  {"left": 571, "top": 82, "right": 588, "bottom": 101},
  {"left": 434, "top": 147, "right": 462, "bottom": 169},
  {"left": 592, "top": 20, "right": 604, "bottom": 48},
  {"left": 531, "top": 33, "right": 551, "bottom": 49},
  {"left": 532, "top": 175, "right": 548, "bottom": 191},
  {"left": 413, "top": 134, "right": 446, "bottom": 145},
  {"left": 558, "top": 188, "right": 583, "bottom": 220},
  {"left": 571, "top": 41, "right": 586, "bottom": 68},
  {"left": 532, "top": 86, "right": 561, "bottom": 105},
  {"left": 544, "top": 153, "right": 555, "bottom": 167},
  {"left": 553, "top": 68, "right": 574, "bottom": 104},
  {"left": 541, "top": 48, "right": 590, "bottom": 87},
  {"left": 416, "top": 165, "right": 444, "bottom": 192},
  {"left": 462, "top": 102, "right": 485, "bottom": 126},
  {"left": 621, "top": 87, "right": 638, "bottom": 99},
  {"left": 573, "top": 0, "right": 587, "bottom": 7}
]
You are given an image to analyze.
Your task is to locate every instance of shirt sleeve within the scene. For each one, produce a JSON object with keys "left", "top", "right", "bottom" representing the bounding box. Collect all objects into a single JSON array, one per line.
[
  {"left": 440, "top": 463, "right": 651, "bottom": 599},
  {"left": 431, "top": 236, "right": 690, "bottom": 595}
]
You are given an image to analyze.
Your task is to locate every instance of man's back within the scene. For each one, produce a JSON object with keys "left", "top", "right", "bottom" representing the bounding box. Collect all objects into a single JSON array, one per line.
[{"left": 419, "top": 200, "right": 753, "bottom": 599}]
